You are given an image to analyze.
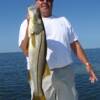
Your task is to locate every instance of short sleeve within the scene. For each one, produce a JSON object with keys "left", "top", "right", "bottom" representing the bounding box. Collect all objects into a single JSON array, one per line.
[
  {"left": 18, "top": 19, "right": 28, "bottom": 47},
  {"left": 63, "top": 17, "right": 78, "bottom": 43}
]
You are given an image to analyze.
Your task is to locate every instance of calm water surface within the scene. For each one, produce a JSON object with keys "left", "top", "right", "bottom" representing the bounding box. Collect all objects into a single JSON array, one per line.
[{"left": 0, "top": 48, "right": 100, "bottom": 100}]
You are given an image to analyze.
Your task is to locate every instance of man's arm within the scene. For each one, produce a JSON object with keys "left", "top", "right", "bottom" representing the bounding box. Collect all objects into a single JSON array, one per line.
[
  {"left": 71, "top": 40, "right": 89, "bottom": 64},
  {"left": 19, "top": 19, "right": 29, "bottom": 57},
  {"left": 71, "top": 40, "right": 98, "bottom": 83}
]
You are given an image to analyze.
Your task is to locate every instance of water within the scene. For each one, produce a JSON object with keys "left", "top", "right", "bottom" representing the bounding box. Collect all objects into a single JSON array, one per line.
[{"left": 0, "top": 48, "right": 100, "bottom": 100}]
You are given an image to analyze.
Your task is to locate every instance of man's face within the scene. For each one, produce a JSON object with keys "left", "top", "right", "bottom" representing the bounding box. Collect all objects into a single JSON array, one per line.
[{"left": 36, "top": 0, "right": 53, "bottom": 17}]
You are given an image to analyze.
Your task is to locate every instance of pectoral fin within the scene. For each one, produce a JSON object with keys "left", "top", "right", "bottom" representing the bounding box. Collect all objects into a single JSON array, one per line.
[
  {"left": 43, "top": 63, "right": 51, "bottom": 78},
  {"left": 31, "top": 34, "right": 35, "bottom": 47},
  {"left": 33, "top": 95, "right": 46, "bottom": 100}
]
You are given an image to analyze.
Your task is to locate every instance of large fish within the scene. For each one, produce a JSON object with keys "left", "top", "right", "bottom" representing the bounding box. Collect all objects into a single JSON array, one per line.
[{"left": 28, "top": 5, "right": 50, "bottom": 100}]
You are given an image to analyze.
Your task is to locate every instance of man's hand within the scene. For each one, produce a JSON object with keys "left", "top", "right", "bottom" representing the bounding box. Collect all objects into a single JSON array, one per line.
[{"left": 85, "top": 63, "right": 98, "bottom": 83}]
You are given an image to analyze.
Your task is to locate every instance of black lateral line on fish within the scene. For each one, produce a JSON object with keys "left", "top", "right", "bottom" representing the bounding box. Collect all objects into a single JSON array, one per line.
[{"left": 37, "top": 32, "right": 42, "bottom": 96}]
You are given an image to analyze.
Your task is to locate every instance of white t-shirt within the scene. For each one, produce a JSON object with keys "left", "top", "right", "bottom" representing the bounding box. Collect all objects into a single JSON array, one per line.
[{"left": 18, "top": 16, "right": 78, "bottom": 70}]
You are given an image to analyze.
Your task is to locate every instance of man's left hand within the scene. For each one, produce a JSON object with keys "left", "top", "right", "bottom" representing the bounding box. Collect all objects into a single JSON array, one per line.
[{"left": 85, "top": 63, "right": 98, "bottom": 83}]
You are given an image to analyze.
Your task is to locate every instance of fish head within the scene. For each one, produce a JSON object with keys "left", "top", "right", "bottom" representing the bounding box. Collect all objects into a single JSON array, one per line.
[{"left": 28, "top": 5, "right": 44, "bottom": 36}]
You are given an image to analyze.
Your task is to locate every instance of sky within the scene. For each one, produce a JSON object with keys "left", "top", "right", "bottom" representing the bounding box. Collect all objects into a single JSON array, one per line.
[{"left": 0, "top": 0, "right": 100, "bottom": 53}]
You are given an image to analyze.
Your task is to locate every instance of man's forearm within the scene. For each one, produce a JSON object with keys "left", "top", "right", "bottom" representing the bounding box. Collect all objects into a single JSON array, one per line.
[
  {"left": 20, "top": 22, "right": 29, "bottom": 57},
  {"left": 71, "top": 41, "right": 89, "bottom": 65},
  {"left": 20, "top": 36, "right": 29, "bottom": 57},
  {"left": 71, "top": 41, "right": 98, "bottom": 83}
]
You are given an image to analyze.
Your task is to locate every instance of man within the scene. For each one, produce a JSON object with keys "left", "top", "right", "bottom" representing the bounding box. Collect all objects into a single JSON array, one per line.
[{"left": 18, "top": 0, "right": 97, "bottom": 100}]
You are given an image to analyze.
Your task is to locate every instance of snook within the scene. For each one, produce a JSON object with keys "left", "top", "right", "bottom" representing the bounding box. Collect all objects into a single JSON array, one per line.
[{"left": 28, "top": 5, "right": 49, "bottom": 100}]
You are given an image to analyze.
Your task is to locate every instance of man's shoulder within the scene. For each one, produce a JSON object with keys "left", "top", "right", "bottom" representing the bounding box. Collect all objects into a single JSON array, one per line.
[
  {"left": 53, "top": 16, "right": 70, "bottom": 22},
  {"left": 20, "top": 19, "right": 27, "bottom": 29},
  {"left": 53, "top": 16, "right": 71, "bottom": 26},
  {"left": 21, "top": 19, "right": 27, "bottom": 26}
]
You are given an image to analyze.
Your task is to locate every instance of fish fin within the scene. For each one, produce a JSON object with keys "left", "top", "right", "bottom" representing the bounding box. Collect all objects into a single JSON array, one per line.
[
  {"left": 33, "top": 95, "right": 46, "bottom": 100},
  {"left": 31, "top": 34, "right": 35, "bottom": 47},
  {"left": 27, "top": 62, "right": 50, "bottom": 79},
  {"left": 43, "top": 62, "right": 51, "bottom": 78},
  {"left": 28, "top": 70, "right": 32, "bottom": 81}
]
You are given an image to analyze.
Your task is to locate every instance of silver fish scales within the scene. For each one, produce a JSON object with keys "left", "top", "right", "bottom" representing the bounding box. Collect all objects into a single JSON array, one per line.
[{"left": 28, "top": 5, "right": 50, "bottom": 100}]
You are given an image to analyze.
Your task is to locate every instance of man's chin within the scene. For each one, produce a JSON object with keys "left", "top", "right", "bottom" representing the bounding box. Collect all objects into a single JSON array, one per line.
[{"left": 41, "top": 13, "right": 51, "bottom": 17}]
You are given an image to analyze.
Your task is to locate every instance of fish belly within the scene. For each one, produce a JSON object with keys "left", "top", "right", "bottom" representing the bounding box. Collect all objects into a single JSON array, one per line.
[{"left": 29, "top": 31, "right": 46, "bottom": 99}]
